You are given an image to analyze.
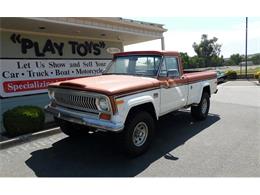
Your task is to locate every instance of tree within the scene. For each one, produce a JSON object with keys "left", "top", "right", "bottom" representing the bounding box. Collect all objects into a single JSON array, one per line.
[
  {"left": 212, "top": 55, "right": 224, "bottom": 67},
  {"left": 180, "top": 52, "right": 190, "bottom": 69},
  {"left": 192, "top": 34, "right": 222, "bottom": 67},
  {"left": 230, "top": 53, "right": 243, "bottom": 65},
  {"left": 190, "top": 56, "right": 205, "bottom": 68},
  {"left": 250, "top": 54, "right": 260, "bottom": 65},
  {"left": 224, "top": 60, "right": 235, "bottom": 66}
]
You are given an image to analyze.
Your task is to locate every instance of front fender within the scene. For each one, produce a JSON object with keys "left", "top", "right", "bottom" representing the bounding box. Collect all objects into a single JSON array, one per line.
[
  {"left": 116, "top": 94, "right": 159, "bottom": 124},
  {"left": 127, "top": 95, "right": 155, "bottom": 109}
]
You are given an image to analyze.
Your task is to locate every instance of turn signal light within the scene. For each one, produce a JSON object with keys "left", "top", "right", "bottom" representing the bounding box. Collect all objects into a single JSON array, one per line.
[{"left": 100, "top": 113, "right": 111, "bottom": 120}]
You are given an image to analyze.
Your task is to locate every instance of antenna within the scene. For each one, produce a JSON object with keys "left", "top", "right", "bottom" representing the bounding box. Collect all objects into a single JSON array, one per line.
[{"left": 245, "top": 17, "right": 248, "bottom": 79}]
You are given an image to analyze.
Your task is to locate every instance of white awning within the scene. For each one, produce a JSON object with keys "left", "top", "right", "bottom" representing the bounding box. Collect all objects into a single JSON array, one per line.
[{"left": 0, "top": 17, "right": 167, "bottom": 45}]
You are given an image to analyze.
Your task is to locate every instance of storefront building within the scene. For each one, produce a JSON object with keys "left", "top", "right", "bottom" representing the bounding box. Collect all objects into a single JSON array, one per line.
[{"left": 0, "top": 17, "right": 167, "bottom": 133}]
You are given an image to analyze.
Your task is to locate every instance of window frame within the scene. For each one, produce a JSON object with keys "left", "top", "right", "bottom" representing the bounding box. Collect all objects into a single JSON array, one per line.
[
  {"left": 104, "top": 55, "right": 163, "bottom": 77},
  {"left": 158, "top": 56, "right": 181, "bottom": 78}
]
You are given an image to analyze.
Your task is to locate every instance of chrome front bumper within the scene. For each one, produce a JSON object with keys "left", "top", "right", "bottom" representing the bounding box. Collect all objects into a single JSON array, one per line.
[{"left": 45, "top": 104, "right": 124, "bottom": 132}]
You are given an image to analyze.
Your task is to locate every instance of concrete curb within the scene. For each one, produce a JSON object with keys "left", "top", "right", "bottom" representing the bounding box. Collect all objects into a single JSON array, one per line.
[{"left": 0, "top": 127, "right": 61, "bottom": 150}]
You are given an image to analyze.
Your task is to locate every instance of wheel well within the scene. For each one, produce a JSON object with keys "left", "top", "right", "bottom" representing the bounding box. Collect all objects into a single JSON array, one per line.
[
  {"left": 203, "top": 85, "right": 211, "bottom": 97},
  {"left": 127, "top": 102, "right": 157, "bottom": 121}
]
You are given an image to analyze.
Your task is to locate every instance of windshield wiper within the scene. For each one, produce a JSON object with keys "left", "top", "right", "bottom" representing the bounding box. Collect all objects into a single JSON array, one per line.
[
  {"left": 102, "top": 73, "right": 131, "bottom": 75},
  {"left": 102, "top": 73, "right": 154, "bottom": 77},
  {"left": 134, "top": 73, "right": 146, "bottom": 76}
]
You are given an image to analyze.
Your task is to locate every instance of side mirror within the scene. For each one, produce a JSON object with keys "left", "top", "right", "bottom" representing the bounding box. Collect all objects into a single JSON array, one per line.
[{"left": 167, "top": 69, "right": 179, "bottom": 78}]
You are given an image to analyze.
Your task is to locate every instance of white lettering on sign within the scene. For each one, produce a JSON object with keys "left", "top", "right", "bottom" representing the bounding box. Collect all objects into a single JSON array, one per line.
[{"left": 0, "top": 59, "right": 111, "bottom": 97}]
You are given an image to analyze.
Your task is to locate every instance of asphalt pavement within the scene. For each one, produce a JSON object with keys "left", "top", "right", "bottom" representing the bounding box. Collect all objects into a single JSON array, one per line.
[{"left": 0, "top": 80, "right": 259, "bottom": 177}]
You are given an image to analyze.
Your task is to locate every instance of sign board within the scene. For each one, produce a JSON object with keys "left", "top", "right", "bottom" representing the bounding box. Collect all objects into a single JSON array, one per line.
[
  {"left": 0, "top": 31, "right": 122, "bottom": 97},
  {"left": 0, "top": 59, "right": 111, "bottom": 97},
  {"left": 0, "top": 32, "right": 122, "bottom": 59}
]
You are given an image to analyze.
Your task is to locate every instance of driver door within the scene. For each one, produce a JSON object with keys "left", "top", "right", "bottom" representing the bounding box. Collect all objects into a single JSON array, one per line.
[{"left": 159, "top": 56, "right": 188, "bottom": 115}]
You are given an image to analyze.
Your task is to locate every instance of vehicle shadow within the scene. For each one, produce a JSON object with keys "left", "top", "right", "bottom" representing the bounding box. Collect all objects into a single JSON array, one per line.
[{"left": 25, "top": 111, "right": 220, "bottom": 177}]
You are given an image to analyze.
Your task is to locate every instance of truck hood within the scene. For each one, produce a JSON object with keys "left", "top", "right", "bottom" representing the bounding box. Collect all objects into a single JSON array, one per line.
[{"left": 49, "top": 75, "right": 160, "bottom": 96}]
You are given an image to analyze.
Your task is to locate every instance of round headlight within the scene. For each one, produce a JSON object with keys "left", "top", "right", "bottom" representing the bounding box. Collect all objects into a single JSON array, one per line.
[{"left": 98, "top": 98, "right": 109, "bottom": 111}]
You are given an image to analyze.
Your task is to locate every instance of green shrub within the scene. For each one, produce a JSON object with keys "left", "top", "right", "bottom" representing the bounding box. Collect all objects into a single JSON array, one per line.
[
  {"left": 254, "top": 71, "right": 260, "bottom": 79},
  {"left": 3, "top": 106, "right": 45, "bottom": 137},
  {"left": 225, "top": 70, "right": 237, "bottom": 79}
]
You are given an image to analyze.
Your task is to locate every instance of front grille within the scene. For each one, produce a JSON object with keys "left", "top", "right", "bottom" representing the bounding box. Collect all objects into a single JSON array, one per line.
[{"left": 54, "top": 91, "right": 98, "bottom": 112}]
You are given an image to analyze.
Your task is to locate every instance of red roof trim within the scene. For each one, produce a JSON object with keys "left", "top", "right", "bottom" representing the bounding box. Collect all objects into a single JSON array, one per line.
[{"left": 113, "top": 51, "right": 180, "bottom": 57}]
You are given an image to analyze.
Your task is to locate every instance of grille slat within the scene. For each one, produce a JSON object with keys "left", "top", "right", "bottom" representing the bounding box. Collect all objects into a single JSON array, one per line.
[
  {"left": 91, "top": 98, "right": 96, "bottom": 110},
  {"left": 83, "top": 97, "right": 87, "bottom": 109},
  {"left": 90, "top": 97, "right": 93, "bottom": 109},
  {"left": 54, "top": 91, "right": 98, "bottom": 112},
  {"left": 85, "top": 97, "right": 90, "bottom": 109},
  {"left": 89, "top": 97, "right": 93, "bottom": 110},
  {"left": 81, "top": 96, "right": 85, "bottom": 108}
]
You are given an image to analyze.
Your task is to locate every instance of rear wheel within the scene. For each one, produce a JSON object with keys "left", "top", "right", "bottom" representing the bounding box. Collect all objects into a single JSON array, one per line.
[
  {"left": 55, "top": 118, "right": 90, "bottom": 137},
  {"left": 191, "top": 92, "right": 210, "bottom": 121},
  {"left": 121, "top": 111, "right": 155, "bottom": 156}
]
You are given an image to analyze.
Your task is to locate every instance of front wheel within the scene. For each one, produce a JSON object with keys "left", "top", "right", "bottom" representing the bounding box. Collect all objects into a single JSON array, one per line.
[
  {"left": 121, "top": 111, "right": 155, "bottom": 156},
  {"left": 191, "top": 92, "right": 210, "bottom": 121}
]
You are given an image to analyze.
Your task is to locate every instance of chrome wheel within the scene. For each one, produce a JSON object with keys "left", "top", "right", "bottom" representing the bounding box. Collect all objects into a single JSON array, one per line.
[
  {"left": 201, "top": 98, "right": 208, "bottom": 114},
  {"left": 132, "top": 122, "right": 148, "bottom": 147}
]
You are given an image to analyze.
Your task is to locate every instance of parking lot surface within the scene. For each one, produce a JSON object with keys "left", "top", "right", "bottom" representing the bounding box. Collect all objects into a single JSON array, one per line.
[{"left": 0, "top": 81, "right": 259, "bottom": 177}]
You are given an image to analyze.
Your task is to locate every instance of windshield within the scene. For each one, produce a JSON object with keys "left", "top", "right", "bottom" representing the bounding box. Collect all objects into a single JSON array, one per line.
[{"left": 104, "top": 55, "right": 162, "bottom": 77}]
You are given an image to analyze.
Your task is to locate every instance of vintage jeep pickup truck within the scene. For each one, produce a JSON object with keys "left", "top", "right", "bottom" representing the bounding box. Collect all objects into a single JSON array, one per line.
[{"left": 45, "top": 51, "right": 217, "bottom": 156}]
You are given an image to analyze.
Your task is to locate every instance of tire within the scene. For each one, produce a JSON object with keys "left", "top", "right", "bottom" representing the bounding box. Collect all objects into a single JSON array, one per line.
[
  {"left": 191, "top": 92, "right": 210, "bottom": 121},
  {"left": 121, "top": 111, "right": 155, "bottom": 156},
  {"left": 55, "top": 118, "right": 90, "bottom": 137}
]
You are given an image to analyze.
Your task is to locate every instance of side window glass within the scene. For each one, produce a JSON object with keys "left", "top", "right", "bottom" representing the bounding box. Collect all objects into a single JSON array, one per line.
[
  {"left": 165, "top": 57, "right": 180, "bottom": 77},
  {"left": 159, "top": 57, "right": 180, "bottom": 77},
  {"left": 159, "top": 59, "right": 167, "bottom": 77}
]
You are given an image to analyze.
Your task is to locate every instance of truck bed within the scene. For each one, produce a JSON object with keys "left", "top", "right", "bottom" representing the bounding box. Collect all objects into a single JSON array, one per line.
[{"left": 183, "top": 70, "right": 217, "bottom": 83}]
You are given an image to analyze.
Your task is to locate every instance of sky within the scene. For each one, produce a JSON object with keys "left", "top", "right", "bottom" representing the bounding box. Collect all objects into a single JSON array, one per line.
[{"left": 124, "top": 17, "right": 260, "bottom": 58}]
